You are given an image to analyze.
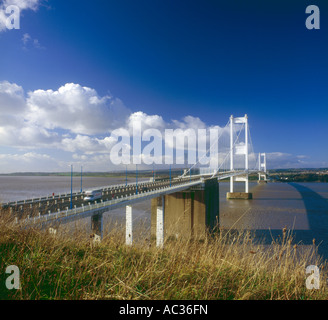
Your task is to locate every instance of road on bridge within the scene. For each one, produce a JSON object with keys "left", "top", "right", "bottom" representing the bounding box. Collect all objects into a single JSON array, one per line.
[{"left": 2, "top": 176, "right": 203, "bottom": 220}]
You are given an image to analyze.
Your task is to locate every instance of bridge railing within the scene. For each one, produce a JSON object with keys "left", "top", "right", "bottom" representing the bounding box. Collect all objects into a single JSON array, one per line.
[
  {"left": 1, "top": 178, "right": 153, "bottom": 208},
  {"left": 20, "top": 178, "right": 204, "bottom": 225}
]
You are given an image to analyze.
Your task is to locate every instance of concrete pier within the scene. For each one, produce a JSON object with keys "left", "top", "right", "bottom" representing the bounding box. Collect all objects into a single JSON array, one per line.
[
  {"left": 91, "top": 213, "right": 103, "bottom": 242},
  {"left": 126, "top": 205, "right": 133, "bottom": 245},
  {"left": 226, "top": 192, "right": 253, "bottom": 200},
  {"left": 151, "top": 178, "right": 219, "bottom": 241}
]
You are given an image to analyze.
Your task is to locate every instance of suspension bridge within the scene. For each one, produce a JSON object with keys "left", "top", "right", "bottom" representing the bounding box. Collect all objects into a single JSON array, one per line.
[{"left": 3, "top": 114, "right": 268, "bottom": 247}]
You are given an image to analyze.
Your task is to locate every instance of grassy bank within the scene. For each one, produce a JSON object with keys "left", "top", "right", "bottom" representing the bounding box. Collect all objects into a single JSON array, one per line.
[{"left": 1, "top": 214, "right": 328, "bottom": 300}]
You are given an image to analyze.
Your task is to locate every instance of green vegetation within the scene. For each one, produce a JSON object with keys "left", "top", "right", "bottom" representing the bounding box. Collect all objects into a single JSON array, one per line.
[
  {"left": 1, "top": 212, "right": 327, "bottom": 300},
  {"left": 270, "top": 169, "right": 328, "bottom": 183}
]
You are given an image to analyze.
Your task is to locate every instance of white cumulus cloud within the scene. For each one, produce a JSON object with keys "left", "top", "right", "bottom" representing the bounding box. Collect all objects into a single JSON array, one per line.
[{"left": 26, "top": 83, "right": 131, "bottom": 135}]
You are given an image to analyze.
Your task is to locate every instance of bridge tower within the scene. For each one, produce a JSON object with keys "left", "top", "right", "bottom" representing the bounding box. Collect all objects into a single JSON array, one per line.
[
  {"left": 226, "top": 114, "right": 252, "bottom": 200},
  {"left": 258, "top": 152, "right": 267, "bottom": 182}
]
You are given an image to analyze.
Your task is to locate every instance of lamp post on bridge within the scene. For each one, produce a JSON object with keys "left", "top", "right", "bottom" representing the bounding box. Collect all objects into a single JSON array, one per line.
[
  {"left": 70, "top": 164, "right": 73, "bottom": 210},
  {"left": 136, "top": 164, "right": 138, "bottom": 195},
  {"left": 169, "top": 165, "right": 171, "bottom": 187},
  {"left": 80, "top": 165, "right": 83, "bottom": 193}
]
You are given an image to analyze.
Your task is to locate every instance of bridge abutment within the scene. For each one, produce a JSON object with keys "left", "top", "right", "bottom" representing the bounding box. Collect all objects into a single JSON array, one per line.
[{"left": 151, "top": 178, "right": 219, "bottom": 244}]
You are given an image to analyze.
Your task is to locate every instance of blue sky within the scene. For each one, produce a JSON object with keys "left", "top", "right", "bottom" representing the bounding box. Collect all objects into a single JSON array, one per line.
[{"left": 0, "top": 0, "right": 327, "bottom": 172}]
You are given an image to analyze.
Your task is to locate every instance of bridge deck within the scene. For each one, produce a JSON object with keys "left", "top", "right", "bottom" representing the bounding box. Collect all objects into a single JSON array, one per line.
[{"left": 4, "top": 169, "right": 266, "bottom": 226}]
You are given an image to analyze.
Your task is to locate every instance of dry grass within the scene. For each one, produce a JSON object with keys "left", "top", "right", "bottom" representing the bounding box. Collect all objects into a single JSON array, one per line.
[{"left": 1, "top": 210, "right": 328, "bottom": 300}]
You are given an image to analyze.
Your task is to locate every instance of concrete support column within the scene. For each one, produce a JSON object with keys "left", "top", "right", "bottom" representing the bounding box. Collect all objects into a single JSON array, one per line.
[
  {"left": 126, "top": 205, "right": 133, "bottom": 245},
  {"left": 156, "top": 196, "right": 164, "bottom": 248},
  {"left": 91, "top": 213, "right": 103, "bottom": 242},
  {"left": 151, "top": 178, "right": 219, "bottom": 242}
]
